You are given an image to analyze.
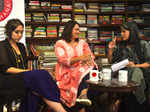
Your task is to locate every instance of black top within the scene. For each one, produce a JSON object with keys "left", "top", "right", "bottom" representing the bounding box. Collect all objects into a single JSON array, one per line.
[
  {"left": 0, "top": 39, "right": 28, "bottom": 74},
  {"left": 0, "top": 39, "right": 28, "bottom": 90},
  {"left": 112, "top": 43, "right": 139, "bottom": 64}
]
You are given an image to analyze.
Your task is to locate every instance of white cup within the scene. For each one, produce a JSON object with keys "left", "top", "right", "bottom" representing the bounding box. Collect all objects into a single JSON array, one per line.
[
  {"left": 89, "top": 70, "right": 102, "bottom": 81},
  {"left": 102, "top": 68, "right": 111, "bottom": 80},
  {"left": 118, "top": 70, "right": 128, "bottom": 83}
]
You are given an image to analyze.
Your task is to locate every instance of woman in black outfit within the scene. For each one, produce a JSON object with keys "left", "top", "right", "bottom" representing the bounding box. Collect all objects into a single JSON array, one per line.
[{"left": 0, "top": 18, "right": 67, "bottom": 112}]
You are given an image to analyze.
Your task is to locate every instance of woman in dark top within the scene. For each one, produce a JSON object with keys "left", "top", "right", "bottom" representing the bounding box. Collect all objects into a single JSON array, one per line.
[
  {"left": 0, "top": 19, "right": 67, "bottom": 112},
  {"left": 123, "top": 22, "right": 150, "bottom": 109},
  {"left": 108, "top": 21, "right": 146, "bottom": 112}
]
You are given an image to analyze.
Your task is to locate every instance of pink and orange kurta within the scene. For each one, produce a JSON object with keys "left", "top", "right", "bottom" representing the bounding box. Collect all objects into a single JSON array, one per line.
[{"left": 55, "top": 39, "right": 97, "bottom": 107}]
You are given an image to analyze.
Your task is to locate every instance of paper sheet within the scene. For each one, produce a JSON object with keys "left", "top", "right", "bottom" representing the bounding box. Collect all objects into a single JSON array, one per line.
[{"left": 111, "top": 59, "right": 129, "bottom": 72}]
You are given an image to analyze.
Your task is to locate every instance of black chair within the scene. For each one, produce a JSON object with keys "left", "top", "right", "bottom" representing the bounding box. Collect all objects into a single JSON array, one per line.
[
  {"left": 0, "top": 57, "right": 38, "bottom": 112},
  {"left": 0, "top": 75, "right": 25, "bottom": 112},
  {"left": 0, "top": 91, "right": 24, "bottom": 112},
  {"left": 0, "top": 81, "right": 48, "bottom": 112}
]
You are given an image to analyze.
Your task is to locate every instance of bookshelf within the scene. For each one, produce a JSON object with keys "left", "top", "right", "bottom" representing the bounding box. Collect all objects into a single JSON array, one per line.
[{"left": 25, "top": 0, "right": 150, "bottom": 59}]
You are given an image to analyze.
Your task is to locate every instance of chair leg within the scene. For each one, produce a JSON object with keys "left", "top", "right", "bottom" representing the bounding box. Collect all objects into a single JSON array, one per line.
[{"left": 0, "top": 105, "right": 3, "bottom": 112}]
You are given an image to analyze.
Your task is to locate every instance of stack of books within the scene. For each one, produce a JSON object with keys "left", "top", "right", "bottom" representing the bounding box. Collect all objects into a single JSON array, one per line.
[
  {"left": 32, "top": 13, "right": 45, "bottom": 22},
  {"left": 88, "top": 28, "right": 98, "bottom": 40},
  {"left": 50, "top": 3, "right": 61, "bottom": 10},
  {"left": 142, "top": 4, "right": 150, "bottom": 12},
  {"left": 94, "top": 45, "right": 106, "bottom": 56},
  {"left": 61, "top": 14, "right": 71, "bottom": 22},
  {"left": 34, "top": 26, "right": 46, "bottom": 37},
  {"left": 74, "top": 3, "right": 86, "bottom": 12},
  {"left": 111, "top": 15, "right": 125, "bottom": 24},
  {"left": 87, "top": 15, "right": 97, "bottom": 24},
  {"left": 29, "top": 0, "right": 40, "bottom": 9},
  {"left": 99, "top": 31, "right": 112, "bottom": 42},
  {"left": 47, "top": 13, "right": 60, "bottom": 22},
  {"left": 79, "top": 27, "right": 87, "bottom": 39},
  {"left": 100, "top": 4, "right": 112, "bottom": 12},
  {"left": 113, "top": 3, "right": 125, "bottom": 12},
  {"left": 61, "top": 4, "right": 72, "bottom": 10},
  {"left": 25, "top": 13, "right": 32, "bottom": 22},
  {"left": 25, "top": 26, "right": 32, "bottom": 38},
  {"left": 99, "top": 16, "right": 110, "bottom": 24},
  {"left": 74, "top": 15, "right": 86, "bottom": 24},
  {"left": 41, "top": 1, "right": 50, "bottom": 8},
  {"left": 86, "top": 3, "right": 99, "bottom": 13},
  {"left": 47, "top": 26, "right": 57, "bottom": 37},
  {"left": 127, "top": 16, "right": 144, "bottom": 23}
]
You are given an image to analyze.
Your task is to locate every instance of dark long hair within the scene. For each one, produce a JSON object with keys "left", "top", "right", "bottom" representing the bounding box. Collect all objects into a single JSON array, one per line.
[
  {"left": 5, "top": 18, "right": 24, "bottom": 39},
  {"left": 120, "top": 21, "right": 143, "bottom": 62},
  {"left": 61, "top": 20, "right": 79, "bottom": 43}
]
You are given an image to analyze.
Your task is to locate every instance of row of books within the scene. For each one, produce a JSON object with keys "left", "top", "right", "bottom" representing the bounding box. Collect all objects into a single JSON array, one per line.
[
  {"left": 26, "top": 24, "right": 150, "bottom": 40},
  {"left": 27, "top": 0, "right": 72, "bottom": 10},
  {"left": 75, "top": 15, "right": 124, "bottom": 25},
  {"left": 25, "top": 13, "right": 71, "bottom": 23},
  {"left": 74, "top": 3, "right": 125, "bottom": 13},
  {"left": 26, "top": 26, "right": 58, "bottom": 38},
  {"left": 74, "top": 3, "right": 150, "bottom": 13},
  {"left": 25, "top": 25, "right": 61, "bottom": 38},
  {"left": 27, "top": 1, "right": 150, "bottom": 12},
  {"left": 26, "top": 13, "right": 126, "bottom": 24},
  {"left": 26, "top": 12, "right": 150, "bottom": 25},
  {"left": 25, "top": 25, "right": 116, "bottom": 41},
  {"left": 127, "top": 4, "right": 150, "bottom": 12},
  {"left": 75, "top": 15, "right": 150, "bottom": 24}
]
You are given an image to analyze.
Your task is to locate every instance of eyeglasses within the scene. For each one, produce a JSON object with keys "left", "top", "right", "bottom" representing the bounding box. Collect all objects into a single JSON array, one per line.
[{"left": 14, "top": 30, "right": 24, "bottom": 34}]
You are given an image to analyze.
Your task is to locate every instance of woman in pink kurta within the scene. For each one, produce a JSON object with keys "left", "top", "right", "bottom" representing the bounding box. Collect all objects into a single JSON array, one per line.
[{"left": 55, "top": 20, "right": 97, "bottom": 111}]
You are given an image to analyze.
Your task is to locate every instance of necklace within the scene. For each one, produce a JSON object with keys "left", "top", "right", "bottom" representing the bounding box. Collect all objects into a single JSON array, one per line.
[{"left": 11, "top": 47, "right": 25, "bottom": 69}]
